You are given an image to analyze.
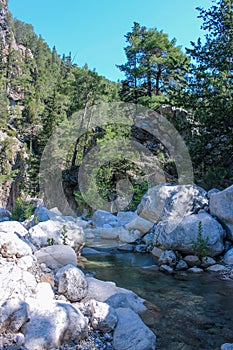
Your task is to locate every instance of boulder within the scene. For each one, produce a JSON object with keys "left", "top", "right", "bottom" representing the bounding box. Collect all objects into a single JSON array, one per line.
[
  {"left": 0, "top": 221, "right": 28, "bottom": 237},
  {"left": 0, "top": 299, "right": 29, "bottom": 332},
  {"left": 137, "top": 184, "right": 208, "bottom": 225},
  {"left": 0, "top": 265, "right": 37, "bottom": 305},
  {"left": 116, "top": 211, "right": 137, "bottom": 226},
  {"left": 221, "top": 343, "right": 233, "bottom": 350},
  {"left": 85, "top": 277, "right": 146, "bottom": 314},
  {"left": 118, "top": 228, "right": 141, "bottom": 243},
  {"left": 184, "top": 255, "right": 201, "bottom": 267},
  {"left": 223, "top": 248, "right": 233, "bottom": 265},
  {"left": 206, "top": 264, "right": 228, "bottom": 272},
  {"left": 113, "top": 307, "right": 156, "bottom": 350},
  {"left": 0, "top": 231, "right": 32, "bottom": 258},
  {"left": 176, "top": 260, "right": 188, "bottom": 270},
  {"left": 22, "top": 302, "right": 88, "bottom": 350},
  {"left": 153, "top": 213, "right": 225, "bottom": 257},
  {"left": 158, "top": 250, "right": 177, "bottom": 267},
  {"left": 125, "top": 215, "right": 153, "bottom": 234},
  {"left": 89, "top": 299, "right": 118, "bottom": 332},
  {"left": 209, "top": 185, "right": 233, "bottom": 240},
  {"left": 93, "top": 210, "right": 117, "bottom": 227},
  {"left": 159, "top": 265, "right": 174, "bottom": 274},
  {"left": 101, "top": 227, "right": 126, "bottom": 240},
  {"left": 188, "top": 267, "right": 204, "bottom": 273},
  {"left": 28, "top": 218, "right": 85, "bottom": 252},
  {"left": 57, "top": 265, "right": 88, "bottom": 302},
  {"left": 35, "top": 245, "right": 77, "bottom": 270},
  {"left": 151, "top": 246, "right": 163, "bottom": 258}
]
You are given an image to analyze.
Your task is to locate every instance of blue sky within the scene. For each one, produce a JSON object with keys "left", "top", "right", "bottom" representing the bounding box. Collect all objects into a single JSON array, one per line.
[{"left": 9, "top": 0, "right": 212, "bottom": 82}]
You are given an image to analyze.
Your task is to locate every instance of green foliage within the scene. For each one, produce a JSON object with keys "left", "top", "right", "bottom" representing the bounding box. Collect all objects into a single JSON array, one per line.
[
  {"left": 60, "top": 225, "right": 68, "bottom": 245},
  {"left": 118, "top": 22, "right": 189, "bottom": 107},
  {"left": 192, "top": 221, "right": 209, "bottom": 260},
  {"left": 47, "top": 237, "right": 55, "bottom": 246},
  {"left": 10, "top": 198, "right": 34, "bottom": 222}
]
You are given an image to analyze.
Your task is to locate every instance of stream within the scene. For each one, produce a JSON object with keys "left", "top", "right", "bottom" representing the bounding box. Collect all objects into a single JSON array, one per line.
[{"left": 84, "top": 241, "right": 233, "bottom": 350}]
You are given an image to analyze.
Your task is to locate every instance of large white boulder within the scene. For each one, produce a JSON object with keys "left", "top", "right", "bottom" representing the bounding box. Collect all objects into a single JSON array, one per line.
[
  {"left": 57, "top": 265, "right": 88, "bottom": 302},
  {"left": 22, "top": 302, "right": 88, "bottom": 350},
  {"left": 209, "top": 185, "right": 233, "bottom": 240},
  {"left": 89, "top": 299, "right": 118, "bottom": 332},
  {"left": 0, "top": 221, "right": 28, "bottom": 237},
  {"left": 93, "top": 210, "right": 117, "bottom": 227},
  {"left": 35, "top": 245, "right": 77, "bottom": 270},
  {"left": 113, "top": 307, "right": 156, "bottom": 350},
  {"left": 0, "top": 265, "right": 37, "bottom": 305},
  {"left": 153, "top": 213, "right": 225, "bottom": 257},
  {"left": 85, "top": 277, "right": 146, "bottom": 314},
  {"left": 0, "top": 231, "right": 32, "bottom": 258},
  {"left": 137, "top": 184, "right": 208, "bottom": 224}
]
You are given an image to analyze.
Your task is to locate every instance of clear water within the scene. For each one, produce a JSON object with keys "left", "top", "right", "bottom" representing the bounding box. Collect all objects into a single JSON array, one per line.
[{"left": 84, "top": 248, "right": 233, "bottom": 350}]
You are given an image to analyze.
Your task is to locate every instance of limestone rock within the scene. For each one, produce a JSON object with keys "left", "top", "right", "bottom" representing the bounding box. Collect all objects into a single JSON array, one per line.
[
  {"left": 0, "top": 231, "right": 32, "bottom": 258},
  {"left": 206, "top": 264, "right": 228, "bottom": 272},
  {"left": 57, "top": 265, "right": 88, "bottom": 302},
  {"left": 125, "top": 215, "right": 153, "bottom": 234},
  {"left": 188, "top": 267, "right": 204, "bottom": 273},
  {"left": 89, "top": 299, "right": 118, "bottom": 332},
  {"left": 0, "top": 299, "right": 29, "bottom": 332},
  {"left": 210, "top": 185, "right": 233, "bottom": 240},
  {"left": 200, "top": 256, "right": 216, "bottom": 268},
  {"left": 184, "top": 255, "right": 201, "bottom": 267},
  {"left": 0, "top": 221, "right": 28, "bottom": 237},
  {"left": 151, "top": 246, "right": 163, "bottom": 258},
  {"left": 221, "top": 343, "right": 233, "bottom": 350},
  {"left": 116, "top": 211, "right": 137, "bottom": 226},
  {"left": 118, "top": 228, "right": 141, "bottom": 243},
  {"left": 153, "top": 213, "right": 225, "bottom": 257},
  {"left": 85, "top": 277, "right": 146, "bottom": 314},
  {"left": 176, "top": 260, "right": 188, "bottom": 270},
  {"left": 93, "top": 210, "right": 117, "bottom": 227},
  {"left": 0, "top": 265, "right": 37, "bottom": 305},
  {"left": 223, "top": 248, "right": 233, "bottom": 265},
  {"left": 158, "top": 250, "right": 177, "bottom": 267},
  {"left": 22, "top": 302, "right": 88, "bottom": 350},
  {"left": 35, "top": 245, "right": 77, "bottom": 270},
  {"left": 113, "top": 307, "right": 156, "bottom": 350},
  {"left": 159, "top": 264, "right": 174, "bottom": 274},
  {"left": 137, "top": 184, "right": 208, "bottom": 224}
]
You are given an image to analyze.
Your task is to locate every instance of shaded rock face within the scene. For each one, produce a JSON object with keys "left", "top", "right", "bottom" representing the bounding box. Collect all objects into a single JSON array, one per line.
[
  {"left": 209, "top": 185, "right": 233, "bottom": 240},
  {"left": 153, "top": 213, "right": 225, "bottom": 257}
]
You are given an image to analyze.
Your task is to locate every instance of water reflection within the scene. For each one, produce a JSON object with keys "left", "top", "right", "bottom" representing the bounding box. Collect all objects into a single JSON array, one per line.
[{"left": 85, "top": 249, "right": 233, "bottom": 350}]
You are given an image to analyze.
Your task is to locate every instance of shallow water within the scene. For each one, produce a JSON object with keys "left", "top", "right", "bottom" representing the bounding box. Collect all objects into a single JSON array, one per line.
[{"left": 84, "top": 248, "right": 233, "bottom": 350}]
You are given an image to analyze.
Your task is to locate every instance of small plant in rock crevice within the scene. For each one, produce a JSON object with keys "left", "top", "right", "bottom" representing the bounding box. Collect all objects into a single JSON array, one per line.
[
  {"left": 192, "top": 221, "right": 209, "bottom": 262},
  {"left": 47, "top": 237, "right": 55, "bottom": 246},
  {"left": 61, "top": 225, "right": 68, "bottom": 245}
]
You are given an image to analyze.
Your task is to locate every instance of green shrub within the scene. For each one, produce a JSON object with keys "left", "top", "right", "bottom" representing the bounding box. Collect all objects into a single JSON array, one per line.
[{"left": 11, "top": 198, "right": 34, "bottom": 222}]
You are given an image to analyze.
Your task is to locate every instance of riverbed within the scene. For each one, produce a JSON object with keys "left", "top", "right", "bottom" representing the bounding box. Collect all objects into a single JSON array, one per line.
[{"left": 84, "top": 245, "right": 233, "bottom": 350}]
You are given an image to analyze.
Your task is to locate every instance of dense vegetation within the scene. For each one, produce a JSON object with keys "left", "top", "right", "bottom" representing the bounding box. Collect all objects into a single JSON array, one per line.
[{"left": 0, "top": 0, "right": 232, "bottom": 213}]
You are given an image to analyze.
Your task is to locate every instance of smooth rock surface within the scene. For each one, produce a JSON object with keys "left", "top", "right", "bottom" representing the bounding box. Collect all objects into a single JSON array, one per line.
[
  {"left": 125, "top": 215, "right": 153, "bottom": 234},
  {"left": 0, "top": 221, "right": 28, "bottom": 237},
  {"left": 153, "top": 213, "right": 225, "bottom": 257},
  {"left": 89, "top": 299, "right": 118, "bottom": 332},
  {"left": 137, "top": 184, "right": 208, "bottom": 224},
  {"left": 0, "top": 231, "right": 32, "bottom": 258},
  {"left": 113, "top": 307, "right": 156, "bottom": 350},
  {"left": 35, "top": 245, "right": 77, "bottom": 270},
  {"left": 85, "top": 277, "right": 146, "bottom": 314},
  {"left": 210, "top": 185, "right": 233, "bottom": 240},
  {"left": 93, "top": 210, "right": 117, "bottom": 228},
  {"left": 22, "top": 302, "right": 88, "bottom": 350},
  {"left": 223, "top": 248, "right": 233, "bottom": 264}
]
